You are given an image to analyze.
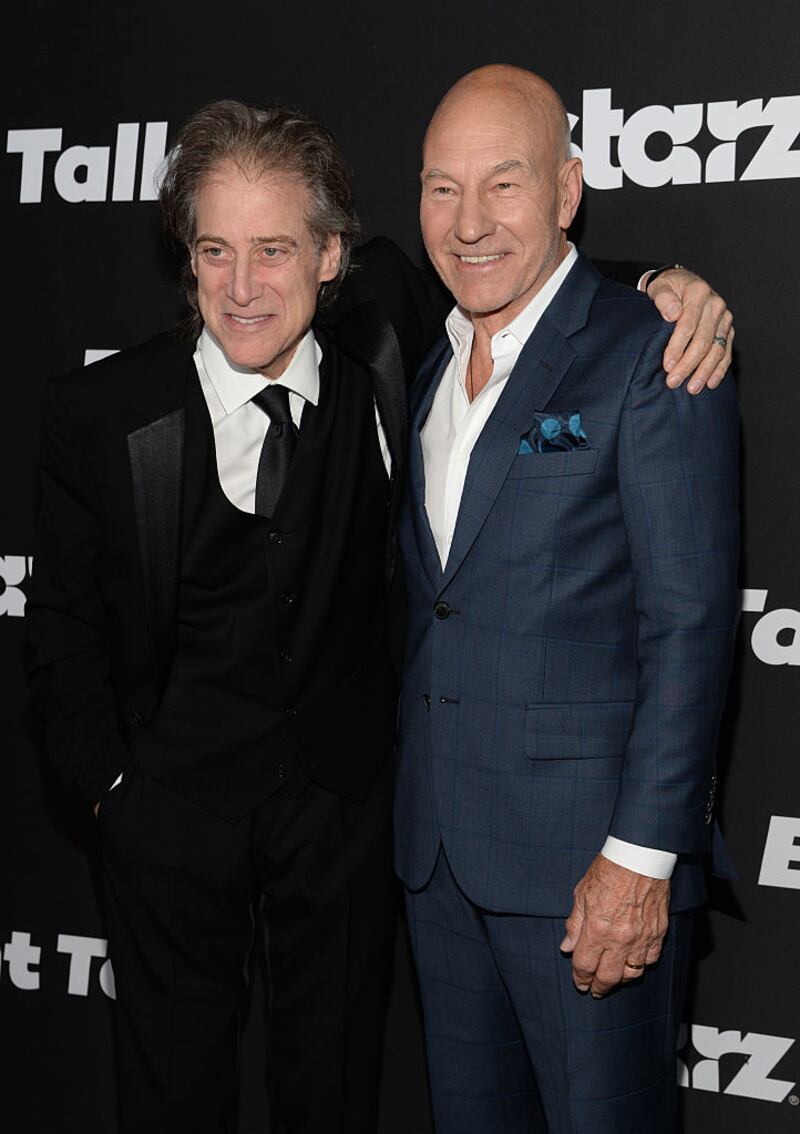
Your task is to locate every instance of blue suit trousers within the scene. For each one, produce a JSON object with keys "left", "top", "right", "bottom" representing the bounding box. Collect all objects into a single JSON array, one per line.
[{"left": 406, "top": 850, "right": 693, "bottom": 1134}]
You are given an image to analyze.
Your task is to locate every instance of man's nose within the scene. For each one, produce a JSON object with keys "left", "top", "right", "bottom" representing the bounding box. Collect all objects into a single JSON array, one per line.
[
  {"left": 453, "top": 190, "right": 495, "bottom": 245},
  {"left": 227, "top": 257, "right": 261, "bottom": 306}
]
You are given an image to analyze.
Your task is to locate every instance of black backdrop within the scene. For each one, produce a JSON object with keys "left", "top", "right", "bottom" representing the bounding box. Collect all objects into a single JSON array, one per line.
[{"left": 3, "top": 3, "right": 799, "bottom": 1131}]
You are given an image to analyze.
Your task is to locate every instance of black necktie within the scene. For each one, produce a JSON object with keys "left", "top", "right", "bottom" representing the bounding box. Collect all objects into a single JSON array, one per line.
[{"left": 252, "top": 385, "right": 298, "bottom": 519}]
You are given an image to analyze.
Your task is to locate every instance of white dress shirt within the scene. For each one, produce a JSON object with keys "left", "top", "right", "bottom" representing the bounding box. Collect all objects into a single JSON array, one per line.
[
  {"left": 420, "top": 245, "right": 676, "bottom": 881},
  {"left": 195, "top": 326, "right": 391, "bottom": 510}
]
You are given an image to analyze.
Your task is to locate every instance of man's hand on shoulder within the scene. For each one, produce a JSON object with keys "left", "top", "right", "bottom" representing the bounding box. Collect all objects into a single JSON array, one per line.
[
  {"left": 643, "top": 267, "right": 734, "bottom": 395},
  {"left": 560, "top": 854, "right": 670, "bottom": 998}
]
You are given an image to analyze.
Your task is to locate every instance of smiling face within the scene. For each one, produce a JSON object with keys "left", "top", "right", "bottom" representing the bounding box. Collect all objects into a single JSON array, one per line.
[
  {"left": 420, "top": 71, "right": 582, "bottom": 335},
  {"left": 190, "top": 162, "right": 340, "bottom": 376}
]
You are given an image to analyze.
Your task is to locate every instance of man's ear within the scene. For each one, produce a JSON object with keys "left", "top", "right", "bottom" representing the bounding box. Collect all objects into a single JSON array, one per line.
[
  {"left": 558, "top": 157, "right": 583, "bottom": 232},
  {"left": 189, "top": 244, "right": 198, "bottom": 277},
  {"left": 318, "top": 232, "right": 342, "bottom": 285}
]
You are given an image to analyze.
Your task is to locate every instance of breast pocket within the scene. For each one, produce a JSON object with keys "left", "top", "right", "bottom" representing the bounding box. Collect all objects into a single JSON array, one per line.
[{"left": 507, "top": 448, "right": 599, "bottom": 480}]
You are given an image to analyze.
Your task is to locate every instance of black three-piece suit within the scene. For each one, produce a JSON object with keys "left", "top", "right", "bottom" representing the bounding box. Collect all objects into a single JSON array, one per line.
[{"left": 26, "top": 241, "right": 644, "bottom": 1133}]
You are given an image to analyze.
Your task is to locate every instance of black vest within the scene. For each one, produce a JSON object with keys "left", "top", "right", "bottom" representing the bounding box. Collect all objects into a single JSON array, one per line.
[{"left": 133, "top": 337, "right": 396, "bottom": 820}]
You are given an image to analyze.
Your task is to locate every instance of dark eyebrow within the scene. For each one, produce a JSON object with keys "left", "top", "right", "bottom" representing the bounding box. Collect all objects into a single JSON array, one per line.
[
  {"left": 193, "top": 233, "right": 299, "bottom": 247},
  {"left": 251, "top": 234, "right": 298, "bottom": 247},
  {"left": 194, "top": 233, "right": 230, "bottom": 247}
]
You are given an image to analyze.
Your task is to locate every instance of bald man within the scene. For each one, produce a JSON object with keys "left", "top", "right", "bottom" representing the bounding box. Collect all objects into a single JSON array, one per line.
[{"left": 394, "top": 66, "right": 738, "bottom": 1133}]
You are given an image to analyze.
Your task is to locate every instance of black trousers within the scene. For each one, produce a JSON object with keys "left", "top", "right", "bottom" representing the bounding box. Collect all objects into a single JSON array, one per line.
[{"left": 99, "top": 757, "right": 397, "bottom": 1134}]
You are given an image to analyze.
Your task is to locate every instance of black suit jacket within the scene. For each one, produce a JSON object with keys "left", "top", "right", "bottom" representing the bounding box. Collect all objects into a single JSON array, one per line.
[{"left": 25, "top": 239, "right": 448, "bottom": 808}]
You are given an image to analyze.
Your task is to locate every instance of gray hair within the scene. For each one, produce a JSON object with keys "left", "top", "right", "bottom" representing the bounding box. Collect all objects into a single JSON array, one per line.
[
  {"left": 561, "top": 107, "right": 572, "bottom": 160},
  {"left": 159, "top": 99, "right": 360, "bottom": 323}
]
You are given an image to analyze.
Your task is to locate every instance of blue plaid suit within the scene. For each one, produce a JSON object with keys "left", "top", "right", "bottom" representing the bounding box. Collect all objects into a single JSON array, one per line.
[{"left": 394, "top": 253, "right": 739, "bottom": 1132}]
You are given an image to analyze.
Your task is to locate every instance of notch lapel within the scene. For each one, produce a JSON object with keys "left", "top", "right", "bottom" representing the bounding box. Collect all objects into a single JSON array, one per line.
[{"left": 440, "top": 253, "right": 601, "bottom": 591}]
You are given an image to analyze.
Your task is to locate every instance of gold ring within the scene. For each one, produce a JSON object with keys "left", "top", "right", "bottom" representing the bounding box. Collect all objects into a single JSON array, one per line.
[{"left": 624, "top": 960, "right": 647, "bottom": 970}]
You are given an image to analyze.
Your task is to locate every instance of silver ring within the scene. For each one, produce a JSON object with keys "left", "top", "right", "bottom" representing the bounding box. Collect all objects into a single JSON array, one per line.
[{"left": 713, "top": 334, "right": 728, "bottom": 348}]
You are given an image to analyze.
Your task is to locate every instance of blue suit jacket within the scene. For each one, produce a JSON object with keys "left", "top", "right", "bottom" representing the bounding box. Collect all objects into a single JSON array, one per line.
[{"left": 394, "top": 253, "right": 739, "bottom": 916}]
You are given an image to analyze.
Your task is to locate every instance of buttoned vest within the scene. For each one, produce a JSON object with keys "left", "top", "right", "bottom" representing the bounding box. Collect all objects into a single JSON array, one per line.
[{"left": 132, "top": 338, "right": 394, "bottom": 820}]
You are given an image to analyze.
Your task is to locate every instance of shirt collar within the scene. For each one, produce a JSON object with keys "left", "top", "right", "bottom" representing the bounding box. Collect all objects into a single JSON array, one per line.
[
  {"left": 445, "top": 242, "right": 579, "bottom": 361},
  {"left": 197, "top": 327, "right": 322, "bottom": 416}
]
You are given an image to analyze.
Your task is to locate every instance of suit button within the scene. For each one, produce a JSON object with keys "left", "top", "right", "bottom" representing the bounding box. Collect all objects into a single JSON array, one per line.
[
  {"left": 269, "top": 532, "right": 283, "bottom": 545},
  {"left": 127, "top": 711, "right": 142, "bottom": 727},
  {"left": 276, "top": 763, "right": 287, "bottom": 780},
  {"left": 422, "top": 694, "right": 431, "bottom": 710},
  {"left": 279, "top": 651, "right": 293, "bottom": 663},
  {"left": 285, "top": 705, "right": 300, "bottom": 717},
  {"left": 433, "top": 601, "right": 452, "bottom": 620},
  {"left": 280, "top": 592, "right": 296, "bottom": 606}
]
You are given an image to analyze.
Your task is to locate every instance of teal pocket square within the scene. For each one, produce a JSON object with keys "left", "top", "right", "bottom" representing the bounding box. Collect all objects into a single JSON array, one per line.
[{"left": 519, "top": 411, "right": 590, "bottom": 454}]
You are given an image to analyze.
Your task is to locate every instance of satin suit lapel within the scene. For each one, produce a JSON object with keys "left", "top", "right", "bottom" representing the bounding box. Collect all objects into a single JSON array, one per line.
[{"left": 125, "top": 345, "right": 194, "bottom": 689}]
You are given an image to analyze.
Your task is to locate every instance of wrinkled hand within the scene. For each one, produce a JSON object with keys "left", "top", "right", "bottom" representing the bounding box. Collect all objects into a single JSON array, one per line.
[
  {"left": 560, "top": 854, "right": 670, "bottom": 998},
  {"left": 646, "top": 268, "right": 733, "bottom": 395}
]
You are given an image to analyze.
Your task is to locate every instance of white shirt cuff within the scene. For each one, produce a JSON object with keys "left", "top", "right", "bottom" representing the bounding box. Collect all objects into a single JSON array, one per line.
[
  {"left": 601, "top": 836, "right": 677, "bottom": 879},
  {"left": 107, "top": 772, "right": 123, "bottom": 793},
  {"left": 637, "top": 269, "right": 656, "bottom": 292}
]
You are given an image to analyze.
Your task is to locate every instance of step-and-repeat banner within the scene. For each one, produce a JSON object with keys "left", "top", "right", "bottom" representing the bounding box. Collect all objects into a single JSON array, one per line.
[{"left": 3, "top": 3, "right": 798, "bottom": 1131}]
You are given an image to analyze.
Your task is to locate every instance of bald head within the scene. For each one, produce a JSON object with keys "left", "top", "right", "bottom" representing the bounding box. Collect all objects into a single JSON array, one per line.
[
  {"left": 419, "top": 64, "right": 582, "bottom": 333},
  {"left": 425, "top": 65, "right": 571, "bottom": 168}
]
